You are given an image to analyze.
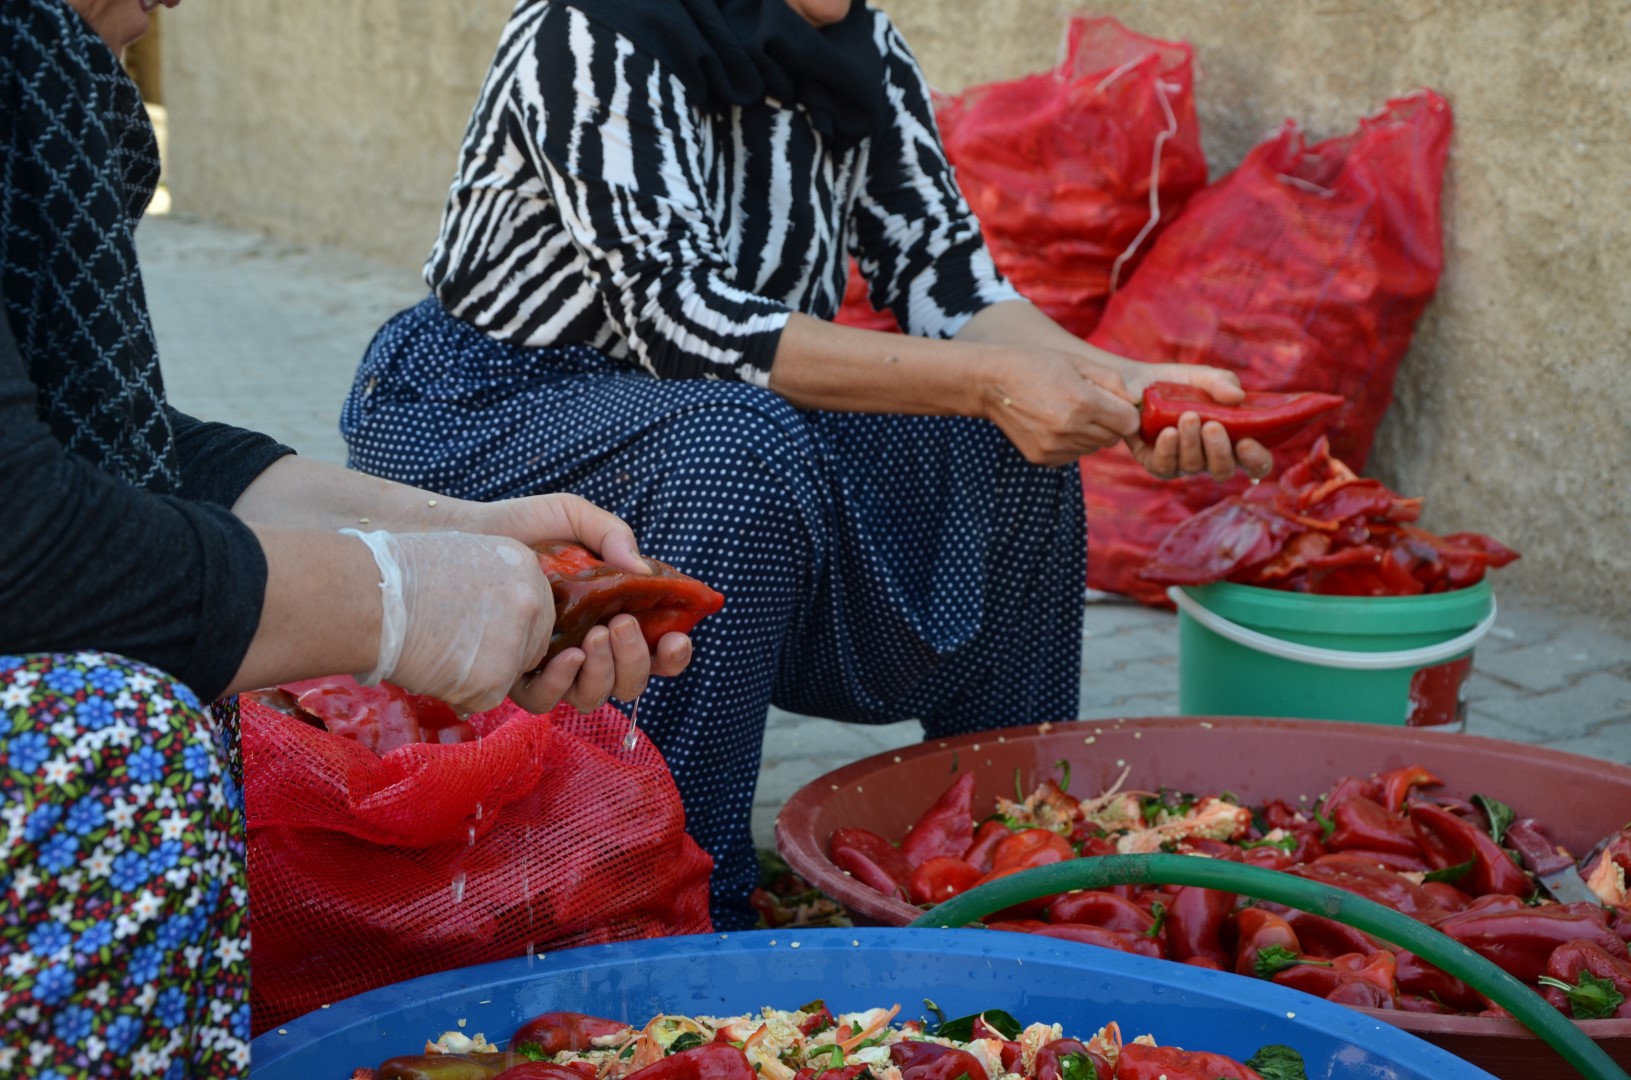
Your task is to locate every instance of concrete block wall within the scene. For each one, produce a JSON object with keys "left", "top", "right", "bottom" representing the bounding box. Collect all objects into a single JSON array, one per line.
[{"left": 158, "top": 1, "right": 1631, "bottom": 618}]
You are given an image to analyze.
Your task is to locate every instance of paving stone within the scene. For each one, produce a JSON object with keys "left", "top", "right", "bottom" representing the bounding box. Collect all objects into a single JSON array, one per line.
[
  {"left": 1531, "top": 716, "right": 1631, "bottom": 766},
  {"left": 1472, "top": 672, "right": 1631, "bottom": 740}
]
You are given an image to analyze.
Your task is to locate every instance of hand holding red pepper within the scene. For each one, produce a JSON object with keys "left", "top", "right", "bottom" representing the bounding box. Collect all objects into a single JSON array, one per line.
[{"left": 1138, "top": 381, "right": 1343, "bottom": 447}]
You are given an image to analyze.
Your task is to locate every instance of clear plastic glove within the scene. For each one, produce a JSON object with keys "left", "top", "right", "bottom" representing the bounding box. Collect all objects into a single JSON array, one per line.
[{"left": 344, "top": 528, "right": 553, "bottom": 715}]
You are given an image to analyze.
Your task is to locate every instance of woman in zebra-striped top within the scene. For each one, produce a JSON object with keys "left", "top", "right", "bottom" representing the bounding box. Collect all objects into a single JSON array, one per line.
[{"left": 342, "top": 0, "right": 1269, "bottom": 929}]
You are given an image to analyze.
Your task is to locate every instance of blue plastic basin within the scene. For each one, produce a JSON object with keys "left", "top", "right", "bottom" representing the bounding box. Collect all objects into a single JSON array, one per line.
[{"left": 250, "top": 928, "right": 1494, "bottom": 1079}]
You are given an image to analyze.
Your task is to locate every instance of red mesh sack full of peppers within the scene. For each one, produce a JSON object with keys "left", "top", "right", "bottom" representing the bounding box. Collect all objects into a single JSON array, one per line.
[
  {"left": 836, "top": 15, "right": 1208, "bottom": 337},
  {"left": 240, "top": 542, "right": 723, "bottom": 1034},
  {"left": 1081, "top": 90, "right": 1453, "bottom": 605}
]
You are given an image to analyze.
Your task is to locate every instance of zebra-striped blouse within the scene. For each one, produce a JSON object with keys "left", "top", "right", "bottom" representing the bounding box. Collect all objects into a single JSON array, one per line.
[{"left": 424, "top": 0, "right": 1022, "bottom": 386}]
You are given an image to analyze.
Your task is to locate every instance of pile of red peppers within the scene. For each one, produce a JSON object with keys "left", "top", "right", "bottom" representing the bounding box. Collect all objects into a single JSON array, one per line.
[
  {"left": 830, "top": 768, "right": 1631, "bottom": 1021},
  {"left": 1138, "top": 435, "right": 1520, "bottom": 596}
]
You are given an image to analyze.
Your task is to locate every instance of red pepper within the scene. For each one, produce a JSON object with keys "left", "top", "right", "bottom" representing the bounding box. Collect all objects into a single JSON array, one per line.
[
  {"left": 495, "top": 1066, "right": 600, "bottom": 1080},
  {"left": 889, "top": 1040, "right": 990, "bottom": 1080},
  {"left": 1325, "top": 795, "right": 1425, "bottom": 858},
  {"left": 989, "top": 828, "right": 1076, "bottom": 872},
  {"left": 829, "top": 826, "right": 912, "bottom": 901},
  {"left": 1408, "top": 802, "right": 1533, "bottom": 898},
  {"left": 1289, "top": 854, "right": 1449, "bottom": 925},
  {"left": 792, "top": 1068, "right": 868, "bottom": 1080},
  {"left": 1272, "top": 950, "right": 1399, "bottom": 1010},
  {"left": 1032, "top": 1038, "right": 1110, "bottom": 1080},
  {"left": 1437, "top": 902, "right": 1631, "bottom": 984},
  {"left": 1138, "top": 500, "right": 1297, "bottom": 586},
  {"left": 376, "top": 1054, "right": 518, "bottom": 1079},
  {"left": 535, "top": 542, "right": 723, "bottom": 661},
  {"left": 1419, "top": 881, "right": 1475, "bottom": 914},
  {"left": 1113, "top": 1042, "right": 1265, "bottom": 1080},
  {"left": 625, "top": 1045, "right": 756, "bottom": 1080},
  {"left": 1044, "top": 890, "right": 1158, "bottom": 935},
  {"left": 1234, "top": 906, "right": 1301, "bottom": 979},
  {"left": 899, "top": 773, "right": 977, "bottom": 868},
  {"left": 1137, "top": 381, "right": 1343, "bottom": 446},
  {"left": 906, "top": 855, "right": 984, "bottom": 906},
  {"left": 987, "top": 920, "right": 1165, "bottom": 960},
  {"left": 1163, "top": 886, "right": 1236, "bottom": 967},
  {"left": 1281, "top": 910, "right": 1390, "bottom": 959},
  {"left": 1396, "top": 994, "right": 1456, "bottom": 1014},
  {"left": 510, "top": 1012, "right": 631, "bottom": 1056},
  {"left": 1374, "top": 765, "right": 1443, "bottom": 814},
  {"left": 1539, "top": 941, "right": 1631, "bottom": 1020},
  {"left": 277, "top": 675, "right": 477, "bottom": 756},
  {"left": 1393, "top": 950, "right": 1488, "bottom": 1012},
  {"left": 1320, "top": 775, "right": 1383, "bottom": 814},
  {"left": 795, "top": 1006, "right": 835, "bottom": 1037},
  {"left": 963, "top": 819, "right": 1012, "bottom": 874}
]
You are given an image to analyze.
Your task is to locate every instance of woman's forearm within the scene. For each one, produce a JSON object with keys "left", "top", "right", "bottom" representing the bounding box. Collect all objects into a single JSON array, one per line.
[
  {"left": 766, "top": 312, "right": 1002, "bottom": 418},
  {"left": 222, "top": 523, "right": 383, "bottom": 696},
  {"left": 230, "top": 455, "right": 472, "bottom": 532}
]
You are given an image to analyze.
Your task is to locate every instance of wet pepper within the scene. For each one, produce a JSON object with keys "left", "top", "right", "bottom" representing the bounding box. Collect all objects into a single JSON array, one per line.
[
  {"left": 1137, "top": 382, "right": 1343, "bottom": 446},
  {"left": 510, "top": 1012, "right": 631, "bottom": 1055},
  {"left": 1325, "top": 795, "right": 1424, "bottom": 858},
  {"left": 828, "top": 826, "right": 912, "bottom": 901},
  {"left": 1539, "top": 941, "right": 1631, "bottom": 1019},
  {"left": 1113, "top": 1042, "right": 1265, "bottom": 1080},
  {"left": 1163, "top": 885, "right": 1237, "bottom": 967},
  {"left": 1272, "top": 950, "right": 1400, "bottom": 1009},
  {"left": 535, "top": 541, "right": 724, "bottom": 661},
  {"left": 889, "top": 1040, "right": 990, "bottom": 1080},
  {"left": 900, "top": 773, "right": 977, "bottom": 867},
  {"left": 1033, "top": 1038, "right": 1110, "bottom": 1080},
  {"left": 624, "top": 1045, "right": 757, "bottom": 1080},
  {"left": 1437, "top": 902, "right": 1631, "bottom": 984},
  {"left": 1408, "top": 802, "right": 1533, "bottom": 898}
]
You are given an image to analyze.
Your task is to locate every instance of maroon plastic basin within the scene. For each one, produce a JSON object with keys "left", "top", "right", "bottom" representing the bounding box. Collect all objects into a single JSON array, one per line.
[{"left": 774, "top": 715, "right": 1631, "bottom": 1080}]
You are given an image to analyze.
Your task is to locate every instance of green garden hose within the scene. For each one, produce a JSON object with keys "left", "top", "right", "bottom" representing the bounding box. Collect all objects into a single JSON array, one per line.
[{"left": 905, "top": 853, "right": 1627, "bottom": 1080}]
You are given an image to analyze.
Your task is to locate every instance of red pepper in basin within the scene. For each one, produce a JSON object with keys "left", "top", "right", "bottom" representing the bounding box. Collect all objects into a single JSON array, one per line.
[
  {"left": 1540, "top": 940, "right": 1631, "bottom": 1020},
  {"left": 1272, "top": 950, "right": 1400, "bottom": 1010},
  {"left": 1114, "top": 1042, "right": 1267, "bottom": 1080},
  {"left": 1437, "top": 902, "right": 1631, "bottom": 983},
  {"left": 510, "top": 1012, "right": 631, "bottom": 1055},
  {"left": 535, "top": 541, "right": 723, "bottom": 662},
  {"left": 1137, "top": 381, "right": 1344, "bottom": 446},
  {"left": 624, "top": 1045, "right": 756, "bottom": 1080},
  {"left": 889, "top": 1039, "right": 989, "bottom": 1080},
  {"left": 1408, "top": 802, "right": 1534, "bottom": 898}
]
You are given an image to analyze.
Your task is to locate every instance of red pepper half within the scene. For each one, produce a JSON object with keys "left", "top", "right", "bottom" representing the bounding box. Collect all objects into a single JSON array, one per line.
[
  {"left": 1539, "top": 941, "right": 1631, "bottom": 1019},
  {"left": 276, "top": 675, "right": 476, "bottom": 756},
  {"left": 1325, "top": 795, "right": 1424, "bottom": 858},
  {"left": 1032, "top": 1038, "right": 1110, "bottom": 1080},
  {"left": 1138, "top": 382, "right": 1344, "bottom": 446},
  {"left": 1407, "top": 802, "right": 1533, "bottom": 898},
  {"left": 1162, "top": 885, "right": 1237, "bottom": 967},
  {"left": 510, "top": 1012, "right": 631, "bottom": 1056},
  {"left": 889, "top": 1040, "right": 990, "bottom": 1080},
  {"left": 1437, "top": 902, "right": 1631, "bottom": 984},
  {"left": 1272, "top": 950, "right": 1399, "bottom": 1009},
  {"left": 1045, "top": 890, "right": 1158, "bottom": 935},
  {"left": 828, "top": 826, "right": 912, "bottom": 901},
  {"left": 906, "top": 855, "right": 984, "bottom": 906},
  {"left": 900, "top": 773, "right": 978, "bottom": 868},
  {"left": 1114, "top": 1042, "right": 1265, "bottom": 1080},
  {"left": 536, "top": 541, "right": 724, "bottom": 661},
  {"left": 625, "top": 1044, "right": 756, "bottom": 1080}
]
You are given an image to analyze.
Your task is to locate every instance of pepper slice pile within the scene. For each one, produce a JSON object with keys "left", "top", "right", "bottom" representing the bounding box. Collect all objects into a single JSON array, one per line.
[
  {"left": 355, "top": 999, "right": 1308, "bottom": 1080},
  {"left": 1138, "top": 435, "right": 1519, "bottom": 595},
  {"left": 832, "top": 766, "right": 1631, "bottom": 1021},
  {"left": 1137, "top": 382, "right": 1344, "bottom": 447}
]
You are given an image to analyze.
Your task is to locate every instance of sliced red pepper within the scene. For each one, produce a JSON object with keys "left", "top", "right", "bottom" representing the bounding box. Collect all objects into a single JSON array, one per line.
[
  {"left": 278, "top": 675, "right": 476, "bottom": 756},
  {"left": 1137, "top": 381, "right": 1343, "bottom": 446},
  {"left": 963, "top": 819, "right": 1012, "bottom": 874},
  {"left": 1393, "top": 949, "right": 1489, "bottom": 1013},
  {"left": 829, "top": 826, "right": 912, "bottom": 901},
  {"left": 889, "top": 1040, "right": 989, "bottom": 1080},
  {"left": 1539, "top": 940, "right": 1631, "bottom": 1020},
  {"left": 792, "top": 1068, "right": 868, "bottom": 1080},
  {"left": 510, "top": 1012, "right": 631, "bottom": 1056},
  {"left": 1114, "top": 1042, "right": 1265, "bottom": 1080},
  {"left": 1375, "top": 765, "right": 1443, "bottom": 815},
  {"left": 1032, "top": 1038, "right": 1110, "bottom": 1080},
  {"left": 1234, "top": 906, "right": 1301, "bottom": 979},
  {"left": 1044, "top": 890, "right": 1158, "bottom": 935},
  {"left": 906, "top": 855, "right": 984, "bottom": 906},
  {"left": 1408, "top": 802, "right": 1533, "bottom": 898},
  {"left": 989, "top": 827, "right": 1076, "bottom": 872},
  {"left": 1272, "top": 950, "right": 1399, "bottom": 1010},
  {"left": 1138, "top": 499, "right": 1297, "bottom": 586},
  {"left": 1325, "top": 795, "right": 1424, "bottom": 858},
  {"left": 1163, "top": 885, "right": 1237, "bottom": 967},
  {"left": 535, "top": 541, "right": 724, "bottom": 661},
  {"left": 624, "top": 1044, "right": 756, "bottom": 1080},
  {"left": 899, "top": 773, "right": 977, "bottom": 868},
  {"left": 1289, "top": 854, "right": 1449, "bottom": 925},
  {"left": 1437, "top": 901, "right": 1631, "bottom": 984},
  {"left": 1281, "top": 910, "right": 1390, "bottom": 959}
]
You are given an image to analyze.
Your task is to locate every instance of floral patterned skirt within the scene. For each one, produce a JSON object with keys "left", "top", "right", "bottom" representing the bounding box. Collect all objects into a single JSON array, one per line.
[{"left": 0, "top": 653, "right": 250, "bottom": 1078}]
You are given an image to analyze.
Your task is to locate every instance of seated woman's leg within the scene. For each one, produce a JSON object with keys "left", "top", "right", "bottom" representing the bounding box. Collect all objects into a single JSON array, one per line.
[{"left": 0, "top": 653, "right": 249, "bottom": 1077}]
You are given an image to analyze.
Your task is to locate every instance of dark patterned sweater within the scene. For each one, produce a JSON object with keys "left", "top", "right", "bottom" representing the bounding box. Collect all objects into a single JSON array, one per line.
[{"left": 0, "top": 0, "right": 290, "bottom": 699}]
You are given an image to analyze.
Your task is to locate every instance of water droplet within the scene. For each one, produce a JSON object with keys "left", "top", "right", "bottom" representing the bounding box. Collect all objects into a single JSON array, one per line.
[
  {"left": 622, "top": 695, "right": 642, "bottom": 751},
  {"left": 451, "top": 871, "right": 467, "bottom": 903}
]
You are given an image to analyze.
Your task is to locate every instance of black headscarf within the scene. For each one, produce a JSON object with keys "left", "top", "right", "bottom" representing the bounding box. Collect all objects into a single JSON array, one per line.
[{"left": 554, "top": 0, "right": 889, "bottom": 148}]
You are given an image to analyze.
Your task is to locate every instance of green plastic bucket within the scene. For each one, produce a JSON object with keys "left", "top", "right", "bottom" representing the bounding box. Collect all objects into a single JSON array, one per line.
[{"left": 1171, "top": 580, "right": 1496, "bottom": 728}]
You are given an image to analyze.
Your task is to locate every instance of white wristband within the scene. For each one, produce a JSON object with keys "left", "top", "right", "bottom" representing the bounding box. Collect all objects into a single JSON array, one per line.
[{"left": 341, "top": 528, "right": 406, "bottom": 687}]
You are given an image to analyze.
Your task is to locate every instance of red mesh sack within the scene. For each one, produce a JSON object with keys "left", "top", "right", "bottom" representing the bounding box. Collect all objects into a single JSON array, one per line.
[
  {"left": 242, "top": 692, "right": 712, "bottom": 1034},
  {"left": 1082, "top": 90, "right": 1453, "bottom": 605},
  {"left": 836, "top": 16, "right": 1207, "bottom": 337}
]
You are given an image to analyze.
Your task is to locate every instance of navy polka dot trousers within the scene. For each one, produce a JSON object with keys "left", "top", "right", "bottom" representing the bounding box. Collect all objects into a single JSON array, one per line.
[{"left": 341, "top": 298, "right": 1086, "bottom": 929}]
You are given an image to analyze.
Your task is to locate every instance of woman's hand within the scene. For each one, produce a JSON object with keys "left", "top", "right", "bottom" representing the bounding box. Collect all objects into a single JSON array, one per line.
[
  {"left": 979, "top": 347, "right": 1143, "bottom": 467},
  {"left": 453, "top": 493, "right": 694, "bottom": 711},
  {"left": 1096, "top": 359, "right": 1275, "bottom": 483}
]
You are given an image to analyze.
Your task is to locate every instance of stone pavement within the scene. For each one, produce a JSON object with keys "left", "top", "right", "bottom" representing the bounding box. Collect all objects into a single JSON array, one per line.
[{"left": 136, "top": 215, "right": 1631, "bottom": 852}]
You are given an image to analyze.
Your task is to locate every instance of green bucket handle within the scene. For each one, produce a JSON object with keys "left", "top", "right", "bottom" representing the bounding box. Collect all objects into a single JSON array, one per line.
[
  {"left": 1169, "top": 586, "right": 1499, "bottom": 671},
  {"left": 907, "top": 854, "right": 1628, "bottom": 1080}
]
